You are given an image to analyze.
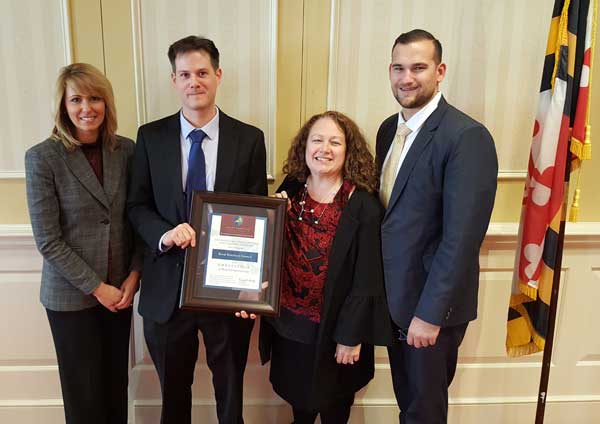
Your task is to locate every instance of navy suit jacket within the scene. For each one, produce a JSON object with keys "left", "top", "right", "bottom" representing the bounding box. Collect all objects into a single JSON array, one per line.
[
  {"left": 376, "top": 97, "right": 498, "bottom": 329},
  {"left": 127, "top": 110, "right": 267, "bottom": 323}
]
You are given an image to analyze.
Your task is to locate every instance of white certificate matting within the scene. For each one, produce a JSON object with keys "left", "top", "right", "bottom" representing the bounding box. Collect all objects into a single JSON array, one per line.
[{"left": 203, "top": 214, "right": 267, "bottom": 291}]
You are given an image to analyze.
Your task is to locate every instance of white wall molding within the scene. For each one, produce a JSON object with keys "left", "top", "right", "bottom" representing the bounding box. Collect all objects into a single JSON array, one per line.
[
  {"left": 489, "top": 221, "right": 600, "bottom": 236},
  {"left": 59, "top": 0, "right": 73, "bottom": 64},
  {"left": 327, "top": 0, "right": 340, "bottom": 110},
  {"left": 0, "top": 224, "right": 33, "bottom": 237},
  {"left": 375, "top": 361, "right": 543, "bottom": 371},
  {"left": 0, "top": 171, "right": 26, "bottom": 179},
  {"left": 130, "top": 394, "right": 600, "bottom": 407},
  {"left": 0, "top": 400, "right": 63, "bottom": 407},
  {"left": 358, "top": 394, "right": 600, "bottom": 406},
  {"left": 0, "top": 225, "right": 36, "bottom": 249},
  {"left": 130, "top": 0, "right": 147, "bottom": 130},
  {"left": 4, "top": 222, "right": 600, "bottom": 242},
  {"left": 498, "top": 171, "right": 527, "bottom": 180}
]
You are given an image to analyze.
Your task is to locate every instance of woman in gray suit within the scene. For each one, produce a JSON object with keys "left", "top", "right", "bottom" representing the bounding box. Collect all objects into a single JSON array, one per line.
[{"left": 25, "top": 63, "right": 141, "bottom": 424}]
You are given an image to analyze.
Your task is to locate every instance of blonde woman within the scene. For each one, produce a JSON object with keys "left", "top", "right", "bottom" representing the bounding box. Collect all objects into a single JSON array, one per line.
[{"left": 25, "top": 63, "right": 141, "bottom": 424}]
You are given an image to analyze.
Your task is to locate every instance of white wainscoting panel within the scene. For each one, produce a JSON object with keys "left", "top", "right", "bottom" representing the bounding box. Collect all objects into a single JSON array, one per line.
[{"left": 1, "top": 223, "right": 599, "bottom": 423}]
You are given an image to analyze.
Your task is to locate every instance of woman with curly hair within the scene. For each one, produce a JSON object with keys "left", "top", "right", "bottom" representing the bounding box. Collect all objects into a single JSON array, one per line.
[{"left": 259, "top": 111, "right": 393, "bottom": 423}]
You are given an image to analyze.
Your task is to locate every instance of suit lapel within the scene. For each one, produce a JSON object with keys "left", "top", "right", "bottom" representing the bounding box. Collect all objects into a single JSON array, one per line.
[
  {"left": 384, "top": 129, "right": 434, "bottom": 217},
  {"left": 214, "top": 111, "right": 239, "bottom": 192},
  {"left": 324, "top": 206, "right": 358, "bottom": 303},
  {"left": 161, "top": 113, "right": 186, "bottom": 220},
  {"left": 378, "top": 117, "right": 399, "bottom": 171},
  {"left": 317, "top": 202, "right": 358, "bottom": 337},
  {"left": 102, "top": 142, "right": 122, "bottom": 206},
  {"left": 384, "top": 97, "right": 448, "bottom": 220},
  {"left": 53, "top": 142, "right": 109, "bottom": 209}
]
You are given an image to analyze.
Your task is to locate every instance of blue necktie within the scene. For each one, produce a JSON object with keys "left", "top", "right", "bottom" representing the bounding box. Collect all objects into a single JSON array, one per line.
[{"left": 186, "top": 129, "right": 207, "bottom": 214}]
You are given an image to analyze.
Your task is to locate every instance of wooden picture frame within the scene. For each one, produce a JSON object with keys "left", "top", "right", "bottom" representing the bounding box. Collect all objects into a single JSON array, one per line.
[{"left": 180, "top": 191, "right": 286, "bottom": 316}]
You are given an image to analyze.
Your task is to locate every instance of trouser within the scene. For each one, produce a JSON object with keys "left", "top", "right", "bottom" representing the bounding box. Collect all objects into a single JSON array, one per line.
[
  {"left": 144, "top": 309, "right": 254, "bottom": 424},
  {"left": 387, "top": 322, "right": 468, "bottom": 424},
  {"left": 46, "top": 305, "right": 132, "bottom": 424}
]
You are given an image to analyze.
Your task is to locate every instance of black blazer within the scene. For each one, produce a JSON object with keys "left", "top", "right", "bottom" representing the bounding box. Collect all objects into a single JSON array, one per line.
[
  {"left": 259, "top": 177, "right": 393, "bottom": 408},
  {"left": 127, "top": 110, "right": 267, "bottom": 323},
  {"left": 376, "top": 96, "right": 498, "bottom": 328}
]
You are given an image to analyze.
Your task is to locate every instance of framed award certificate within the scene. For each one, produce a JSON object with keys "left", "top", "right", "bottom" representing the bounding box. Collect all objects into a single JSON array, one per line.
[{"left": 179, "top": 191, "right": 287, "bottom": 316}]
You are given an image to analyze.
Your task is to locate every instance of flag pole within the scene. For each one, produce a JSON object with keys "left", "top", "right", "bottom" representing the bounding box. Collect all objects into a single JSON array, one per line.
[
  {"left": 534, "top": 0, "right": 572, "bottom": 417},
  {"left": 536, "top": 0, "right": 595, "bottom": 417},
  {"left": 534, "top": 155, "right": 569, "bottom": 423}
]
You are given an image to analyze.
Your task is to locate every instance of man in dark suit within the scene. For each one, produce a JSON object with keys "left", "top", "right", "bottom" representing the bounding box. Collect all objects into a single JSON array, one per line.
[
  {"left": 377, "top": 29, "right": 498, "bottom": 423},
  {"left": 127, "top": 36, "right": 267, "bottom": 424}
]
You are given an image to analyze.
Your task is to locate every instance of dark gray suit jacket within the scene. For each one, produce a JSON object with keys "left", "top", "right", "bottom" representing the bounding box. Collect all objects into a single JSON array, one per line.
[
  {"left": 376, "top": 97, "right": 498, "bottom": 328},
  {"left": 127, "top": 110, "right": 268, "bottom": 324},
  {"left": 25, "top": 137, "right": 142, "bottom": 311}
]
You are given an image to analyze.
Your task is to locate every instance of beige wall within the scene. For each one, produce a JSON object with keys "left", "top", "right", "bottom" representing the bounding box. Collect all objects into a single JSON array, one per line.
[
  {"left": 1, "top": 1, "right": 600, "bottom": 423},
  {"left": 1, "top": 0, "right": 599, "bottom": 223}
]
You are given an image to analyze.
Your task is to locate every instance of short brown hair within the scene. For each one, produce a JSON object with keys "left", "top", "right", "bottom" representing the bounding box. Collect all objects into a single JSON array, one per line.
[
  {"left": 393, "top": 29, "right": 442, "bottom": 64},
  {"left": 51, "top": 63, "right": 118, "bottom": 151},
  {"left": 168, "top": 36, "right": 220, "bottom": 72},
  {"left": 283, "top": 111, "right": 378, "bottom": 193}
]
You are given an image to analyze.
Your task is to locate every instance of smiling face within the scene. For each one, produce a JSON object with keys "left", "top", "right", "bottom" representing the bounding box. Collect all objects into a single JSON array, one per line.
[
  {"left": 389, "top": 39, "right": 446, "bottom": 120},
  {"left": 304, "top": 117, "right": 347, "bottom": 179},
  {"left": 171, "top": 50, "right": 222, "bottom": 116},
  {"left": 64, "top": 83, "right": 106, "bottom": 143}
]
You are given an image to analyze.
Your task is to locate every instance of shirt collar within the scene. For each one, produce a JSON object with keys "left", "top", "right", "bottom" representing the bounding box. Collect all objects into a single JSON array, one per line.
[
  {"left": 398, "top": 91, "right": 442, "bottom": 132},
  {"left": 180, "top": 107, "right": 220, "bottom": 141}
]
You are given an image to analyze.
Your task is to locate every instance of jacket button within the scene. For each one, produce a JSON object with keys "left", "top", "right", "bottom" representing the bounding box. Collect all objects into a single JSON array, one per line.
[{"left": 100, "top": 219, "right": 109, "bottom": 225}]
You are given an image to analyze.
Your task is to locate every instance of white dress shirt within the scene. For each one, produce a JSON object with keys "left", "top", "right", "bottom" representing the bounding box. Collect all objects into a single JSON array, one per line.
[
  {"left": 381, "top": 92, "right": 442, "bottom": 181},
  {"left": 179, "top": 107, "right": 220, "bottom": 191},
  {"left": 158, "top": 108, "right": 221, "bottom": 251}
]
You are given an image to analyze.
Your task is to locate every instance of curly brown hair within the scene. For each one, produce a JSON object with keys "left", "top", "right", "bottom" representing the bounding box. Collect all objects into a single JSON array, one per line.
[{"left": 282, "top": 111, "right": 378, "bottom": 193}]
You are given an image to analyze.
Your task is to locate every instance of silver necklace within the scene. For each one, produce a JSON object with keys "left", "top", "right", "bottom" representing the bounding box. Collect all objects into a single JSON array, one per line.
[{"left": 297, "top": 180, "right": 342, "bottom": 224}]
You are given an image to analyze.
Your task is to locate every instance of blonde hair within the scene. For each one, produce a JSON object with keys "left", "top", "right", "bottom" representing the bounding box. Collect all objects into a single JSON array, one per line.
[{"left": 51, "top": 63, "right": 118, "bottom": 151}]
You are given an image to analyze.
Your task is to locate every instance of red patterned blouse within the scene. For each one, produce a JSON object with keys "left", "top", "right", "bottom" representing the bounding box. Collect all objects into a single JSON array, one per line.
[{"left": 271, "top": 179, "right": 353, "bottom": 343}]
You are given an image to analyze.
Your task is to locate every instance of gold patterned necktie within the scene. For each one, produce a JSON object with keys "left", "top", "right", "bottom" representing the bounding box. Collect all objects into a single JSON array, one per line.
[{"left": 379, "top": 123, "right": 412, "bottom": 208}]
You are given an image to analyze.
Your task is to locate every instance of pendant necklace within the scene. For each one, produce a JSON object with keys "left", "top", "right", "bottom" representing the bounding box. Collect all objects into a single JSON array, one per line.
[{"left": 297, "top": 179, "right": 342, "bottom": 224}]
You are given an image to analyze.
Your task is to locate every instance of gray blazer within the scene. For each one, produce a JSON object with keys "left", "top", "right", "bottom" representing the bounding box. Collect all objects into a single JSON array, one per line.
[{"left": 25, "top": 136, "right": 142, "bottom": 311}]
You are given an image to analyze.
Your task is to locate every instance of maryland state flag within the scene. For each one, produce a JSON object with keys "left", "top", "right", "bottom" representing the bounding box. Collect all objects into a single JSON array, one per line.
[{"left": 506, "top": 0, "right": 596, "bottom": 357}]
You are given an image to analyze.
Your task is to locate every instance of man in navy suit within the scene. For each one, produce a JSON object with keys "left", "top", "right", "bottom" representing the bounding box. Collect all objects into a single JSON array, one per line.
[
  {"left": 376, "top": 29, "right": 498, "bottom": 423},
  {"left": 128, "top": 36, "right": 267, "bottom": 423}
]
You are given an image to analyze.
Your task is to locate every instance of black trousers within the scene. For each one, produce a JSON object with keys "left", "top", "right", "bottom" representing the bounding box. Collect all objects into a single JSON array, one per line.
[
  {"left": 387, "top": 323, "right": 468, "bottom": 424},
  {"left": 46, "top": 305, "right": 132, "bottom": 424},
  {"left": 143, "top": 309, "right": 254, "bottom": 424}
]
